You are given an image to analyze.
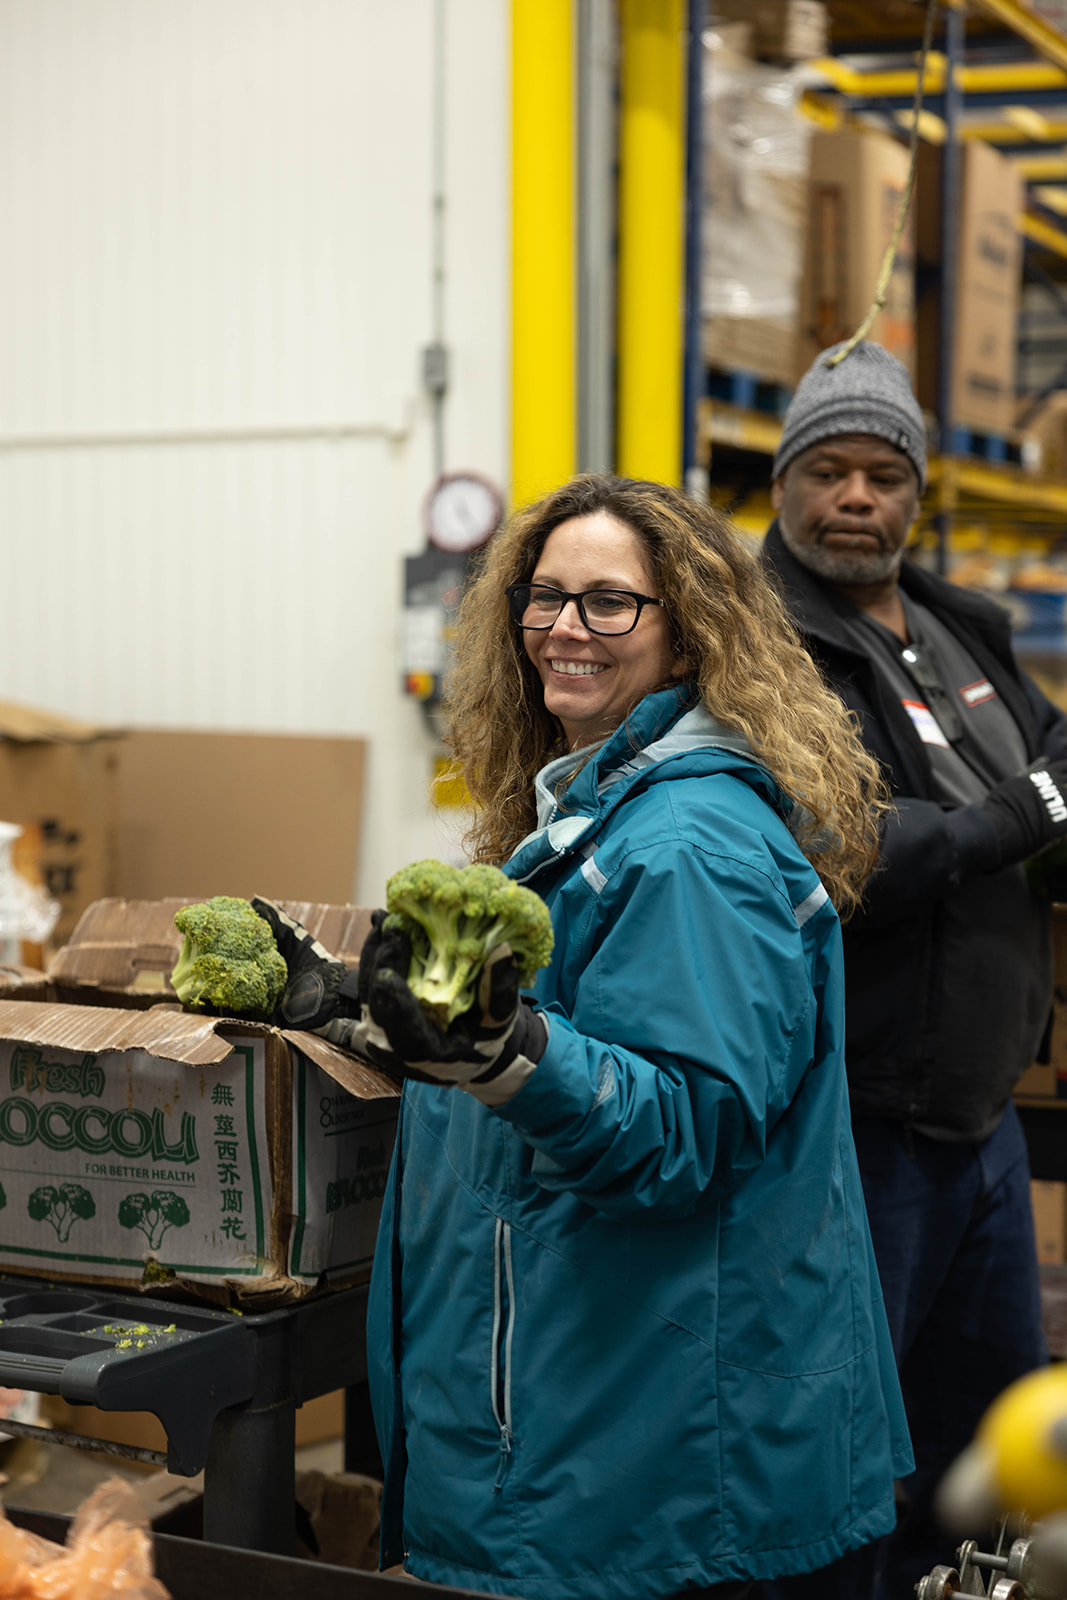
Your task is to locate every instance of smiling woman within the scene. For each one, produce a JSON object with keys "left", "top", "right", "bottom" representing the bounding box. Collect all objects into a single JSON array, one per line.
[{"left": 343, "top": 473, "right": 915, "bottom": 1600}]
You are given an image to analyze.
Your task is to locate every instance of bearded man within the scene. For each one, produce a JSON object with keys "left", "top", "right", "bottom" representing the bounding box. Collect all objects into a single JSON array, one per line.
[{"left": 761, "top": 340, "right": 1067, "bottom": 1599}]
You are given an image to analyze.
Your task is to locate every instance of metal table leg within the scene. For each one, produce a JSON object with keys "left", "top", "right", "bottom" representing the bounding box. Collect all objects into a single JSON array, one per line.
[
  {"left": 343, "top": 1381, "right": 382, "bottom": 1479},
  {"left": 203, "top": 1397, "right": 297, "bottom": 1554}
]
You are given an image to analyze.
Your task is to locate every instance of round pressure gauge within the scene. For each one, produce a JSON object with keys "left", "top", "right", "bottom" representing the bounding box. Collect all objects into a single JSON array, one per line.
[{"left": 423, "top": 472, "right": 504, "bottom": 554}]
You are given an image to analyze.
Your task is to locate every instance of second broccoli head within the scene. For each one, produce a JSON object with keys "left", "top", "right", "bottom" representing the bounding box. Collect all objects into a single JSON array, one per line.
[
  {"left": 171, "top": 896, "right": 288, "bottom": 1018},
  {"left": 384, "top": 859, "right": 553, "bottom": 1027}
]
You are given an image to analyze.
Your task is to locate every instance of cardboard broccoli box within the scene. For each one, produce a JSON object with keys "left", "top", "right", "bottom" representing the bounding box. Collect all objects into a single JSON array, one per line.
[{"left": 0, "top": 898, "right": 398, "bottom": 1306}]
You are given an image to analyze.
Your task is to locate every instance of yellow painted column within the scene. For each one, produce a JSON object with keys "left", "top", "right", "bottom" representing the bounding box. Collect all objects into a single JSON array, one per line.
[
  {"left": 617, "top": 0, "right": 686, "bottom": 484},
  {"left": 511, "top": 0, "right": 575, "bottom": 507}
]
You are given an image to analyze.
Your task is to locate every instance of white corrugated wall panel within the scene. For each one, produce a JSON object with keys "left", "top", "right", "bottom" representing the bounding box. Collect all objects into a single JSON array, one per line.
[{"left": 0, "top": 0, "right": 509, "bottom": 902}]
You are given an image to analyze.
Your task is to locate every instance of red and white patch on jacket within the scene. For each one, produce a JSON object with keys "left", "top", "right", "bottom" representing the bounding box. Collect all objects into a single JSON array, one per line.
[{"left": 959, "top": 679, "right": 996, "bottom": 707}]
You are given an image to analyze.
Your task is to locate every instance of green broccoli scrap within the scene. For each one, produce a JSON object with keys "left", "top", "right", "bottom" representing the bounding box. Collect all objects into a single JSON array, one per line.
[
  {"left": 171, "top": 896, "right": 288, "bottom": 1018},
  {"left": 384, "top": 859, "right": 553, "bottom": 1027}
]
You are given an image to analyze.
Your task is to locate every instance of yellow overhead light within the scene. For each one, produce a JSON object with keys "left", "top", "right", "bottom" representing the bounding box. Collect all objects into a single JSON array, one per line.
[
  {"left": 1035, "top": 184, "right": 1067, "bottom": 215},
  {"left": 1004, "top": 104, "right": 1053, "bottom": 139},
  {"left": 894, "top": 107, "right": 947, "bottom": 144}
]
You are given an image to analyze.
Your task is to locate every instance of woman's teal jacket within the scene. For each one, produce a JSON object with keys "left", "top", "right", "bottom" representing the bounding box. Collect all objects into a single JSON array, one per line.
[{"left": 367, "top": 687, "right": 912, "bottom": 1599}]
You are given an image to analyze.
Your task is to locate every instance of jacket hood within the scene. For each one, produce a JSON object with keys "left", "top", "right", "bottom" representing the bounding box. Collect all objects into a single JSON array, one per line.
[{"left": 508, "top": 686, "right": 796, "bottom": 884}]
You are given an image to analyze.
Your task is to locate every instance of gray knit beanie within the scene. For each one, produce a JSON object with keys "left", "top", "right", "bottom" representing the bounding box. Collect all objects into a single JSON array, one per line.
[{"left": 773, "top": 340, "right": 927, "bottom": 488}]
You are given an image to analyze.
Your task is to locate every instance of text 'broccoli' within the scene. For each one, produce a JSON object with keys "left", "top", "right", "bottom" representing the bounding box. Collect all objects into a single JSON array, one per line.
[
  {"left": 171, "top": 896, "right": 288, "bottom": 1018},
  {"left": 385, "top": 859, "right": 553, "bottom": 1026}
]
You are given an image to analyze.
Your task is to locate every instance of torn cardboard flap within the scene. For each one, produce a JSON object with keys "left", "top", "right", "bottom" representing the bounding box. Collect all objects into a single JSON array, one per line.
[
  {"left": 0, "top": 998, "right": 235, "bottom": 1067},
  {"left": 0, "top": 995, "right": 399, "bottom": 1098},
  {"left": 284, "top": 1029, "right": 400, "bottom": 1101}
]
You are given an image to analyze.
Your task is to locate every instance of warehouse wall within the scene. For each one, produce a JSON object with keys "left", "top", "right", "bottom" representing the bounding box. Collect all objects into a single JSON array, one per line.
[{"left": 0, "top": 0, "right": 507, "bottom": 903}]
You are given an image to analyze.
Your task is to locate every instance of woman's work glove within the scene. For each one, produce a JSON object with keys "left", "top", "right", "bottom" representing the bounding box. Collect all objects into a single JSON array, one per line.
[
  {"left": 250, "top": 897, "right": 364, "bottom": 1029},
  {"left": 252, "top": 898, "right": 546, "bottom": 1106},
  {"left": 356, "top": 917, "right": 548, "bottom": 1107}
]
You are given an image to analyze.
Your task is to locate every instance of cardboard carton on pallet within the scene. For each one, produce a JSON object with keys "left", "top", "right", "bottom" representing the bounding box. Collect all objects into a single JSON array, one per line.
[
  {"left": 796, "top": 124, "right": 916, "bottom": 382},
  {"left": 915, "top": 139, "right": 1023, "bottom": 437}
]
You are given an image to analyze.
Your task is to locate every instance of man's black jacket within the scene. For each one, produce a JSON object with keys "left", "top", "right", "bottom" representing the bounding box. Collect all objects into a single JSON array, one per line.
[{"left": 763, "top": 519, "right": 1067, "bottom": 1132}]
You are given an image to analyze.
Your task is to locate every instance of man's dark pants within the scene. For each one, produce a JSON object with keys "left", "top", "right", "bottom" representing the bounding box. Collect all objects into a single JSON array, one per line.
[{"left": 755, "top": 1100, "right": 1047, "bottom": 1600}]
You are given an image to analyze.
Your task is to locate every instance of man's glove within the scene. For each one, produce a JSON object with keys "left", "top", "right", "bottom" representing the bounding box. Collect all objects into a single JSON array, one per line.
[
  {"left": 351, "top": 918, "right": 548, "bottom": 1107},
  {"left": 950, "top": 760, "right": 1067, "bottom": 874},
  {"left": 250, "top": 896, "right": 363, "bottom": 1030}
]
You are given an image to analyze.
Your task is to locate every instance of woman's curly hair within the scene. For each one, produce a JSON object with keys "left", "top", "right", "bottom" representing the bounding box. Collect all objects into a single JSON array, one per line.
[{"left": 447, "top": 474, "right": 886, "bottom": 918}]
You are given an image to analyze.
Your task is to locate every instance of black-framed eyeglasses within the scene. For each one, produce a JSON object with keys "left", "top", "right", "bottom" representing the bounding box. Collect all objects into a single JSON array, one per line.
[{"left": 505, "top": 583, "right": 663, "bottom": 637}]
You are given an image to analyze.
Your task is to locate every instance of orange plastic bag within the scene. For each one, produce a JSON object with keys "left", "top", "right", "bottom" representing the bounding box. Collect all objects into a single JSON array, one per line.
[{"left": 0, "top": 1479, "right": 169, "bottom": 1599}]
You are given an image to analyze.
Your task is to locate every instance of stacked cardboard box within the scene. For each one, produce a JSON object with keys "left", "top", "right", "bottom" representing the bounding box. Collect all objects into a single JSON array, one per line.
[
  {"left": 0, "top": 704, "right": 368, "bottom": 962},
  {"left": 795, "top": 125, "right": 916, "bottom": 380},
  {"left": 1017, "top": 391, "right": 1067, "bottom": 479},
  {"left": 0, "top": 702, "right": 123, "bottom": 949},
  {"left": 1032, "top": 1179, "right": 1067, "bottom": 1264},
  {"left": 915, "top": 140, "right": 1023, "bottom": 435},
  {"left": 702, "top": 28, "right": 812, "bottom": 385},
  {"left": 0, "top": 897, "right": 398, "bottom": 1308},
  {"left": 114, "top": 729, "right": 366, "bottom": 905},
  {"left": 712, "top": 0, "right": 828, "bottom": 61}
]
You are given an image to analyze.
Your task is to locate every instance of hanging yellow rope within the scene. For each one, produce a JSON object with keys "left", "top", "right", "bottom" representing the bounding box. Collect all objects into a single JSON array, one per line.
[{"left": 824, "top": 0, "right": 941, "bottom": 368}]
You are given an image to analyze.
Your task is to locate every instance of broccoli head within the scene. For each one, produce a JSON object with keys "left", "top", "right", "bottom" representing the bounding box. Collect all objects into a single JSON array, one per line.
[
  {"left": 171, "top": 895, "right": 288, "bottom": 1018},
  {"left": 384, "top": 858, "right": 553, "bottom": 1026},
  {"left": 27, "top": 1182, "right": 96, "bottom": 1243}
]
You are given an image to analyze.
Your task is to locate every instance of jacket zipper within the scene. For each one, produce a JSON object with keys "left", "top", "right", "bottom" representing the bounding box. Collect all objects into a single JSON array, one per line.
[{"left": 490, "top": 1216, "right": 516, "bottom": 1489}]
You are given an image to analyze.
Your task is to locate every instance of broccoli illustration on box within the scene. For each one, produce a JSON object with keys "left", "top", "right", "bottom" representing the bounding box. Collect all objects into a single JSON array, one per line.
[
  {"left": 27, "top": 1183, "right": 96, "bottom": 1243},
  {"left": 118, "top": 1190, "right": 190, "bottom": 1253}
]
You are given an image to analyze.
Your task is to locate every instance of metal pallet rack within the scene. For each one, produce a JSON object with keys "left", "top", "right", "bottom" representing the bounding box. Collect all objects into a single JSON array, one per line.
[{"left": 694, "top": 0, "right": 1067, "bottom": 562}]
